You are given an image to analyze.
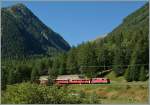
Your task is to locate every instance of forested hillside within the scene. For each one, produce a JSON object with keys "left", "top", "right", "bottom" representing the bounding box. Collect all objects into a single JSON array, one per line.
[
  {"left": 51, "top": 3, "right": 149, "bottom": 81},
  {"left": 1, "top": 3, "right": 70, "bottom": 58}
]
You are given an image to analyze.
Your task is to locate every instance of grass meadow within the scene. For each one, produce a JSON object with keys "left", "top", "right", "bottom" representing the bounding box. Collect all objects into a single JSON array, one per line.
[{"left": 67, "top": 71, "right": 149, "bottom": 104}]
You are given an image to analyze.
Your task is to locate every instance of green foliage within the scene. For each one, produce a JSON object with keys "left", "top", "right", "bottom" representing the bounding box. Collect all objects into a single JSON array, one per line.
[
  {"left": 1, "top": 83, "right": 101, "bottom": 104},
  {"left": 66, "top": 47, "right": 79, "bottom": 74},
  {"left": 78, "top": 42, "right": 98, "bottom": 67},
  {"left": 125, "top": 67, "right": 133, "bottom": 82},
  {"left": 16, "top": 64, "right": 32, "bottom": 82},
  {"left": 77, "top": 42, "right": 98, "bottom": 77},
  {"left": 112, "top": 33, "right": 124, "bottom": 76},
  {"left": 58, "top": 53, "right": 67, "bottom": 74},
  {"left": 87, "top": 92, "right": 100, "bottom": 104},
  {"left": 48, "top": 58, "right": 59, "bottom": 85},
  {"left": 31, "top": 66, "right": 40, "bottom": 82},
  {"left": 139, "top": 66, "right": 147, "bottom": 81},
  {"left": 1, "top": 67, "right": 7, "bottom": 90},
  {"left": 6, "top": 64, "right": 32, "bottom": 84}
]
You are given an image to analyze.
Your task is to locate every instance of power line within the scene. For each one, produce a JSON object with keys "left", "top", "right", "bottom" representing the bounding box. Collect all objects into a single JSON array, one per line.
[{"left": 80, "top": 64, "right": 149, "bottom": 68}]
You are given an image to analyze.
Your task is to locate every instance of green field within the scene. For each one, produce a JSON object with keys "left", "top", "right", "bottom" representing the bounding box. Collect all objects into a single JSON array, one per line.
[
  {"left": 67, "top": 82, "right": 148, "bottom": 104},
  {"left": 67, "top": 71, "right": 149, "bottom": 104}
]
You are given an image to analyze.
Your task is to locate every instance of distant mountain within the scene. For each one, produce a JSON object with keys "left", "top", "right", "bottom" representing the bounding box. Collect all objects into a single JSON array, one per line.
[{"left": 1, "top": 3, "right": 70, "bottom": 58}]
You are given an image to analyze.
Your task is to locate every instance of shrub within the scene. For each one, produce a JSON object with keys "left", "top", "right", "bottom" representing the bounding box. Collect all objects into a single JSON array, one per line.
[
  {"left": 126, "top": 85, "right": 131, "bottom": 90},
  {"left": 2, "top": 83, "right": 101, "bottom": 104}
]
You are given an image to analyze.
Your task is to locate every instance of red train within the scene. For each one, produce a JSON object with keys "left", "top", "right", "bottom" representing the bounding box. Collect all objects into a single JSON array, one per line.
[{"left": 55, "top": 78, "right": 110, "bottom": 84}]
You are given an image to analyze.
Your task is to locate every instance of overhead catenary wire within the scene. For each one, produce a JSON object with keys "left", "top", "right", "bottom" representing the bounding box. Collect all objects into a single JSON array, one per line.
[{"left": 80, "top": 64, "right": 149, "bottom": 68}]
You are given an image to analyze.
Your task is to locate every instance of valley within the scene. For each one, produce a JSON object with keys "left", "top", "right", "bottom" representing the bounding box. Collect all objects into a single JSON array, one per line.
[{"left": 1, "top": 2, "right": 149, "bottom": 104}]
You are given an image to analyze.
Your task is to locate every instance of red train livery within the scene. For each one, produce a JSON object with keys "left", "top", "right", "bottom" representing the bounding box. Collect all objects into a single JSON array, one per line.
[
  {"left": 55, "top": 78, "right": 110, "bottom": 84},
  {"left": 91, "top": 78, "right": 110, "bottom": 84}
]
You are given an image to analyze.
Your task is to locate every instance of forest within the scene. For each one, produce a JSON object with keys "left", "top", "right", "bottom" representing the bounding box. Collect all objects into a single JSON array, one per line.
[{"left": 1, "top": 2, "right": 149, "bottom": 104}]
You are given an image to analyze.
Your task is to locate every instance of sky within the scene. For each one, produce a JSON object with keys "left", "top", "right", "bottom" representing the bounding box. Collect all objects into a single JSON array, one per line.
[{"left": 2, "top": 1, "right": 147, "bottom": 46}]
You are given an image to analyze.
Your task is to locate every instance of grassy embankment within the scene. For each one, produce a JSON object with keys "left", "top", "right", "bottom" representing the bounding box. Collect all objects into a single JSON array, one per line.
[{"left": 68, "top": 71, "right": 149, "bottom": 104}]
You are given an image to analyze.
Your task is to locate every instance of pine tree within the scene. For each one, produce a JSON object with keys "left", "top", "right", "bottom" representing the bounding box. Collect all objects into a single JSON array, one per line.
[
  {"left": 7, "top": 69, "right": 16, "bottom": 84},
  {"left": 66, "top": 47, "right": 78, "bottom": 74},
  {"left": 139, "top": 66, "right": 147, "bottom": 81},
  {"left": 113, "top": 33, "right": 124, "bottom": 76},
  {"left": 48, "top": 58, "right": 59, "bottom": 85},
  {"left": 39, "top": 60, "right": 47, "bottom": 74},
  {"left": 16, "top": 64, "right": 32, "bottom": 82},
  {"left": 31, "top": 66, "right": 39, "bottom": 82},
  {"left": 59, "top": 53, "right": 67, "bottom": 75},
  {"left": 127, "top": 39, "right": 143, "bottom": 81},
  {"left": 48, "top": 67, "right": 58, "bottom": 85},
  {"left": 125, "top": 67, "right": 132, "bottom": 82},
  {"left": 1, "top": 67, "right": 7, "bottom": 90}
]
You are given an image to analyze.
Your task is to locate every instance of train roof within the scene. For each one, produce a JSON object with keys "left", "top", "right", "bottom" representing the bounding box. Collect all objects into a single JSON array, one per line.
[
  {"left": 92, "top": 78, "right": 108, "bottom": 79},
  {"left": 39, "top": 74, "right": 85, "bottom": 80},
  {"left": 56, "top": 74, "right": 84, "bottom": 80}
]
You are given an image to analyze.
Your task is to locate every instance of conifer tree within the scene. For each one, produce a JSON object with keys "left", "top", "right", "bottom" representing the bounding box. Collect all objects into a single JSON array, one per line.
[
  {"left": 31, "top": 66, "right": 39, "bottom": 82},
  {"left": 59, "top": 53, "right": 67, "bottom": 74},
  {"left": 67, "top": 47, "right": 78, "bottom": 74},
  {"left": 48, "top": 58, "right": 59, "bottom": 85},
  {"left": 124, "top": 67, "right": 132, "bottom": 82},
  {"left": 1, "top": 67, "right": 7, "bottom": 90},
  {"left": 139, "top": 66, "right": 147, "bottom": 81},
  {"left": 113, "top": 33, "right": 124, "bottom": 76},
  {"left": 7, "top": 68, "right": 16, "bottom": 84}
]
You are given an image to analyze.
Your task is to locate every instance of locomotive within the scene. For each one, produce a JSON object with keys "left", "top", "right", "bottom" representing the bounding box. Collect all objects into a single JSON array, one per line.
[{"left": 55, "top": 78, "right": 110, "bottom": 84}]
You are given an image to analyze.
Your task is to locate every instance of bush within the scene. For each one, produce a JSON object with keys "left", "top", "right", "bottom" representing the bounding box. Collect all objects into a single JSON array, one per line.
[
  {"left": 126, "top": 85, "right": 131, "bottom": 90},
  {"left": 85, "top": 92, "right": 101, "bottom": 104},
  {"left": 2, "top": 83, "right": 100, "bottom": 104}
]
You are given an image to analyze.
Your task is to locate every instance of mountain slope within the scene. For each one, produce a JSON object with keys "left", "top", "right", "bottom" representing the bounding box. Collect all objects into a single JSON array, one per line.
[
  {"left": 95, "top": 3, "right": 149, "bottom": 77},
  {"left": 1, "top": 3, "right": 70, "bottom": 58},
  {"left": 105, "top": 2, "right": 148, "bottom": 64}
]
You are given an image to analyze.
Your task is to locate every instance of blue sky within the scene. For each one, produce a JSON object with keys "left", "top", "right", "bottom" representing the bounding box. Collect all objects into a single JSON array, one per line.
[{"left": 2, "top": 1, "right": 147, "bottom": 46}]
